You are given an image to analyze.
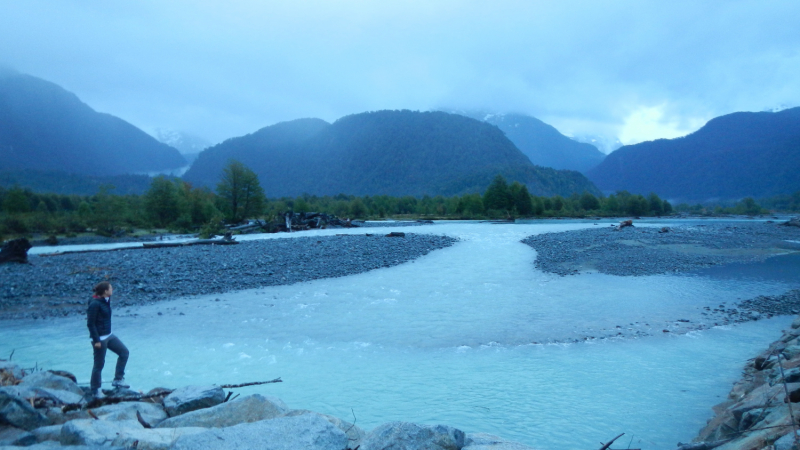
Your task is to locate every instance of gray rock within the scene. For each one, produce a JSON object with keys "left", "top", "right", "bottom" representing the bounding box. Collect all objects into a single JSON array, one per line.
[
  {"left": 0, "top": 363, "right": 23, "bottom": 381},
  {"left": 739, "top": 408, "right": 766, "bottom": 431},
  {"left": 792, "top": 317, "right": 800, "bottom": 329},
  {"left": 784, "top": 345, "right": 800, "bottom": 361},
  {"left": 59, "top": 418, "right": 141, "bottom": 446},
  {"left": 111, "top": 426, "right": 206, "bottom": 450},
  {"left": 0, "top": 441, "right": 65, "bottom": 450},
  {"left": 463, "top": 432, "right": 538, "bottom": 449},
  {"left": 774, "top": 430, "right": 800, "bottom": 450},
  {"left": 282, "top": 409, "right": 365, "bottom": 446},
  {"left": 360, "top": 421, "right": 465, "bottom": 450},
  {"left": 92, "top": 401, "right": 167, "bottom": 425},
  {"left": 19, "top": 371, "right": 84, "bottom": 397},
  {"left": 157, "top": 394, "right": 286, "bottom": 428},
  {"left": 781, "top": 367, "right": 800, "bottom": 384},
  {"left": 171, "top": 413, "right": 348, "bottom": 450},
  {"left": 0, "top": 388, "right": 51, "bottom": 430},
  {"left": 0, "top": 426, "right": 36, "bottom": 446},
  {"left": 163, "top": 385, "right": 225, "bottom": 417},
  {"left": 30, "top": 424, "right": 62, "bottom": 443},
  {"left": 36, "top": 387, "right": 83, "bottom": 406}
]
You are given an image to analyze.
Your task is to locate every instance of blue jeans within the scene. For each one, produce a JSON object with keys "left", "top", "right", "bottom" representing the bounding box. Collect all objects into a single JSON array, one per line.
[{"left": 90, "top": 335, "right": 129, "bottom": 391}]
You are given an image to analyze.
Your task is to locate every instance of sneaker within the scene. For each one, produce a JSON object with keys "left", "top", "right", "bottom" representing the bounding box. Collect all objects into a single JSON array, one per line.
[
  {"left": 111, "top": 378, "right": 130, "bottom": 389},
  {"left": 92, "top": 389, "right": 105, "bottom": 399}
]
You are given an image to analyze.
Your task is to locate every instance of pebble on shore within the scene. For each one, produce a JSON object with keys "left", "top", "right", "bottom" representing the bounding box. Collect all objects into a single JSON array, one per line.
[
  {"left": 522, "top": 221, "right": 799, "bottom": 277},
  {"left": 0, "top": 233, "right": 458, "bottom": 320}
]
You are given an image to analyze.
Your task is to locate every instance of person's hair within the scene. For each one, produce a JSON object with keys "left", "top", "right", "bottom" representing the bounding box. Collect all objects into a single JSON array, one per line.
[{"left": 93, "top": 281, "right": 111, "bottom": 296}]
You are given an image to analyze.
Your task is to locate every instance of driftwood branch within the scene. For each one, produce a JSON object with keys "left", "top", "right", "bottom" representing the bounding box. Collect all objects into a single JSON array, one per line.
[
  {"left": 61, "top": 390, "right": 174, "bottom": 412},
  {"left": 598, "top": 433, "right": 624, "bottom": 450},
  {"left": 60, "top": 378, "right": 281, "bottom": 412},
  {"left": 220, "top": 378, "right": 282, "bottom": 389},
  {"left": 137, "top": 410, "right": 152, "bottom": 428},
  {"left": 142, "top": 239, "right": 238, "bottom": 249}
]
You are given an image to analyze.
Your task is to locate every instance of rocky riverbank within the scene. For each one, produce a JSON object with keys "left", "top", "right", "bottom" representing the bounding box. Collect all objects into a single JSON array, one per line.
[
  {"left": 522, "top": 220, "right": 800, "bottom": 277},
  {"left": 0, "top": 361, "right": 535, "bottom": 449},
  {"left": 0, "top": 233, "right": 458, "bottom": 320},
  {"left": 681, "top": 316, "right": 800, "bottom": 450},
  {"left": 520, "top": 220, "right": 800, "bottom": 342}
]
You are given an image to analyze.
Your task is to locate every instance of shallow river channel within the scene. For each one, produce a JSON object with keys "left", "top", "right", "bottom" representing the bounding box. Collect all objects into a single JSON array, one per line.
[{"left": 4, "top": 219, "right": 800, "bottom": 449}]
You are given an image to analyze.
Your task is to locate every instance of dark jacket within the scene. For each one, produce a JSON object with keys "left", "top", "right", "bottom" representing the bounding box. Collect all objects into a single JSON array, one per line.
[{"left": 87, "top": 296, "right": 112, "bottom": 344}]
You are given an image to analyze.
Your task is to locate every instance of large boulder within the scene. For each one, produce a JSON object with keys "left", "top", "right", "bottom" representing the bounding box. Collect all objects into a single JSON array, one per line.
[
  {"left": 360, "top": 421, "right": 465, "bottom": 450},
  {"left": 30, "top": 424, "right": 62, "bottom": 443},
  {"left": 282, "top": 409, "right": 365, "bottom": 446},
  {"left": 0, "top": 384, "right": 81, "bottom": 408},
  {"left": 0, "top": 442, "right": 66, "bottom": 449},
  {"left": 19, "top": 371, "right": 83, "bottom": 397},
  {"left": 111, "top": 426, "right": 206, "bottom": 450},
  {"left": 59, "top": 418, "right": 141, "bottom": 446},
  {"left": 171, "top": 412, "right": 348, "bottom": 450},
  {"left": 157, "top": 394, "right": 286, "bottom": 428},
  {"left": 163, "top": 385, "right": 225, "bottom": 417},
  {"left": 463, "top": 432, "right": 539, "bottom": 449},
  {"left": 0, "top": 238, "right": 32, "bottom": 264},
  {"left": 0, "top": 388, "right": 51, "bottom": 430},
  {"left": 0, "top": 425, "right": 36, "bottom": 446},
  {"left": 91, "top": 401, "right": 167, "bottom": 425}
]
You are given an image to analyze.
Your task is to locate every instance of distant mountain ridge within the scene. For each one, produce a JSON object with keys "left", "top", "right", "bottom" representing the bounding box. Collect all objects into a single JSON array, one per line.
[
  {"left": 0, "top": 169, "right": 154, "bottom": 196},
  {"left": 0, "top": 71, "right": 186, "bottom": 176},
  {"left": 587, "top": 107, "right": 800, "bottom": 201},
  {"left": 455, "top": 111, "right": 606, "bottom": 173},
  {"left": 183, "top": 110, "right": 600, "bottom": 198}
]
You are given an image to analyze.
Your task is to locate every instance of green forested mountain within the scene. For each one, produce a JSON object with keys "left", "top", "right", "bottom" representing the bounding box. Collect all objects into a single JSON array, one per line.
[
  {"left": 0, "top": 169, "right": 154, "bottom": 195},
  {"left": 0, "top": 70, "right": 186, "bottom": 175},
  {"left": 183, "top": 110, "right": 600, "bottom": 197},
  {"left": 461, "top": 112, "right": 606, "bottom": 173},
  {"left": 587, "top": 107, "right": 800, "bottom": 201}
]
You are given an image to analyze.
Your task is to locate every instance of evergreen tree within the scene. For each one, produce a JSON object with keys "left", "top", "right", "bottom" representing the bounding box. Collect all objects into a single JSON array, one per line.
[
  {"left": 510, "top": 182, "right": 534, "bottom": 216},
  {"left": 144, "top": 176, "right": 180, "bottom": 227},
  {"left": 2, "top": 188, "right": 30, "bottom": 213},
  {"left": 648, "top": 193, "right": 664, "bottom": 216},
  {"left": 579, "top": 191, "right": 600, "bottom": 211},
  {"left": 483, "top": 175, "right": 513, "bottom": 212},
  {"left": 216, "top": 160, "right": 266, "bottom": 223}
]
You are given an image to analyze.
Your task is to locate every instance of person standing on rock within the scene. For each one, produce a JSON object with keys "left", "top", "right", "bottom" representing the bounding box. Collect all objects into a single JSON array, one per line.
[{"left": 87, "top": 281, "right": 129, "bottom": 397}]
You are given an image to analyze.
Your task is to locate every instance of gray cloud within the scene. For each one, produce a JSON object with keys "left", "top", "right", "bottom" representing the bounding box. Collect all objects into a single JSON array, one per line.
[{"left": 1, "top": 0, "right": 798, "bottom": 145}]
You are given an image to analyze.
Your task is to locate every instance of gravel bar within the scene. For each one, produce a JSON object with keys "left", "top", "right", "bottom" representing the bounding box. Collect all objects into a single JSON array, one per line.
[
  {"left": 0, "top": 233, "right": 458, "bottom": 320},
  {"left": 522, "top": 221, "right": 800, "bottom": 277}
]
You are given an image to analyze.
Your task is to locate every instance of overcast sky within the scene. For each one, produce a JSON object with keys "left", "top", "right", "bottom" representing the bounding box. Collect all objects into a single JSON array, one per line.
[{"left": 2, "top": 0, "right": 799, "bottom": 149}]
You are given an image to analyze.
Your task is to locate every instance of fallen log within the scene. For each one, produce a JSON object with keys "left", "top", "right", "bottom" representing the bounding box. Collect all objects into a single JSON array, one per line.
[
  {"left": 60, "top": 378, "right": 282, "bottom": 412},
  {"left": 142, "top": 238, "right": 238, "bottom": 248}
]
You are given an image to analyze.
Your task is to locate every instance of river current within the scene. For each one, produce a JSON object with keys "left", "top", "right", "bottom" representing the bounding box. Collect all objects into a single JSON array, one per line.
[{"left": 4, "top": 219, "right": 799, "bottom": 449}]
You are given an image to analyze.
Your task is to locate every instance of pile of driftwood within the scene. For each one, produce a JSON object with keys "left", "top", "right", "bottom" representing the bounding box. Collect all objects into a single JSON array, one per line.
[{"left": 228, "top": 212, "right": 357, "bottom": 234}]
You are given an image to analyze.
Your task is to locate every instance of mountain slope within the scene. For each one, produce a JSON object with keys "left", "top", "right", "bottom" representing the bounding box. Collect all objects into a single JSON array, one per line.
[
  {"left": 586, "top": 108, "right": 800, "bottom": 200},
  {"left": 0, "top": 71, "right": 186, "bottom": 175},
  {"left": 459, "top": 112, "right": 606, "bottom": 172},
  {"left": 183, "top": 110, "right": 600, "bottom": 197}
]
